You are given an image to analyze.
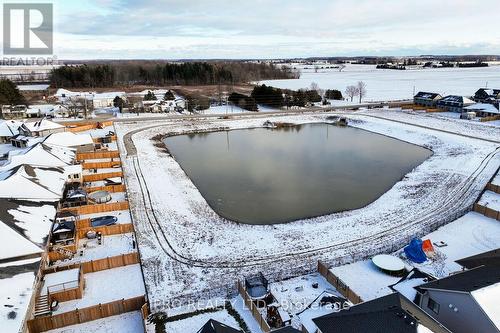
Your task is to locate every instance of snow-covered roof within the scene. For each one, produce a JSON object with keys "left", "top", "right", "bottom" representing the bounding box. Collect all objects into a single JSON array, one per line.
[
  {"left": 471, "top": 282, "right": 500, "bottom": 330},
  {"left": 0, "top": 120, "right": 22, "bottom": 137},
  {"left": 22, "top": 119, "right": 65, "bottom": 132},
  {"left": 0, "top": 221, "right": 42, "bottom": 261},
  {"left": 0, "top": 164, "right": 67, "bottom": 201},
  {"left": 464, "top": 103, "right": 500, "bottom": 114},
  {"left": 55, "top": 88, "right": 125, "bottom": 100},
  {"left": 0, "top": 142, "right": 75, "bottom": 172},
  {"left": 43, "top": 132, "right": 94, "bottom": 148}
]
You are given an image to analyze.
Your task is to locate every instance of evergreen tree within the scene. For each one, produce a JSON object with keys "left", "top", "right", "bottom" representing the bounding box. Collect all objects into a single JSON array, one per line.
[
  {"left": 0, "top": 79, "right": 27, "bottom": 106},
  {"left": 163, "top": 90, "right": 175, "bottom": 100},
  {"left": 144, "top": 91, "right": 157, "bottom": 101}
]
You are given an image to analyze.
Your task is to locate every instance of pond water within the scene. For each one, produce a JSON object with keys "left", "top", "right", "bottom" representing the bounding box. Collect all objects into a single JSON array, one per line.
[{"left": 164, "top": 123, "right": 432, "bottom": 224}]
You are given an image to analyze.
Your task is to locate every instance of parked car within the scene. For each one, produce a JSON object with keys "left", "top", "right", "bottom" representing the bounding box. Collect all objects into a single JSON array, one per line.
[{"left": 90, "top": 216, "right": 118, "bottom": 227}]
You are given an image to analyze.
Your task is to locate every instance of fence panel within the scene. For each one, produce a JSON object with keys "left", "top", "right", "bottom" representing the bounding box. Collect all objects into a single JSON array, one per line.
[
  {"left": 77, "top": 151, "right": 120, "bottom": 161},
  {"left": 77, "top": 223, "right": 134, "bottom": 238},
  {"left": 62, "top": 201, "right": 129, "bottom": 215},
  {"left": 27, "top": 296, "right": 145, "bottom": 332},
  {"left": 83, "top": 171, "right": 123, "bottom": 182},
  {"left": 82, "top": 161, "right": 121, "bottom": 169}
]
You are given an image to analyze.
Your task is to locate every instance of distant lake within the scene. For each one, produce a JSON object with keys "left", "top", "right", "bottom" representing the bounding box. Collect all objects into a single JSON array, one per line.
[
  {"left": 165, "top": 124, "right": 432, "bottom": 224},
  {"left": 259, "top": 64, "right": 500, "bottom": 102}
]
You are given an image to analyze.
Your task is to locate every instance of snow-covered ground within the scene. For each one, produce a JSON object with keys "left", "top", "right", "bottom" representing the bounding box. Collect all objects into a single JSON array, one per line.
[
  {"left": 268, "top": 273, "right": 345, "bottom": 330},
  {"left": 478, "top": 190, "right": 500, "bottom": 211},
  {"left": 259, "top": 64, "right": 500, "bottom": 101},
  {"left": 163, "top": 308, "right": 241, "bottom": 333},
  {"left": 328, "top": 211, "right": 500, "bottom": 303},
  {"left": 115, "top": 109, "right": 500, "bottom": 313},
  {"left": 53, "top": 233, "right": 137, "bottom": 267},
  {"left": 404, "top": 212, "right": 500, "bottom": 277},
  {"left": 54, "top": 264, "right": 145, "bottom": 314},
  {"left": 330, "top": 260, "right": 402, "bottom": 301},
  {"left": 46, "top": 311, "right": 144, "bottom": 333}
]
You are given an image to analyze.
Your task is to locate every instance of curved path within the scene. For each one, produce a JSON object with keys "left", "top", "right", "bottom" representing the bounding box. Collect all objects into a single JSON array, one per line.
[{"left": 118, "top": 111, "right": 500, "bottom": 269}]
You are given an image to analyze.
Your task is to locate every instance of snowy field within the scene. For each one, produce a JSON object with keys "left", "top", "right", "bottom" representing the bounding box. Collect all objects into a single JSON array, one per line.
[
  {"left": 46, "top": 311, "right": 144, "bottom": 333},
  {"left": 115, "top": 109, "right": 500, "bottom": 313},
  {"left": 260, "top": 64, "right": 500, "bottom": 101}
]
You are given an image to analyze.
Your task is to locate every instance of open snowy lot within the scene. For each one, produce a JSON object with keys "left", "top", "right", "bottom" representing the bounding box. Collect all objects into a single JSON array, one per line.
[
  {"left": 115, "top": 109, "right": 500, "bottom": 313},
  {"left": 259, "top": 64, "right": 500, "bottom": 101}
]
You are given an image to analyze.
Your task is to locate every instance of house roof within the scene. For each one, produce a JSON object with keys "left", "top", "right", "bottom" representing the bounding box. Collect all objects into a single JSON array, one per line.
[
  {"left": 389, "top": 269, "right": 436, "bottom": 302},
  {"left": 0, "top": 219, "right": 42, "bottom": 261},
  {"left": 471, "top": 282, "right": 500, "bottom": 329},
  {"left": 43, "top": 132, "right": 94, "bottom": 148},
  {"left": 0, "top": 164, "right": 67, "bottom": 202},
  {"left": 438, "top": 95, "right": 475, "bottom": 105},
  {"left": 414, "top": 92, "right": 441, "bottom": 100},
  {"left": 313, "top": 293, "right": 449, "bottom": 333},
  {"left": 0, "top": 142, "right": 75, "bottom": 172},
  {"left": 463, "top": 103, "right": 500, "bottom": 114},
  {"left": 22, "top": 119, "right": 65, "bottom": 132},
  {"left": 455, "top": 248, "right": 500, "bottom": 269},
  {"left": 419, "top": 265, "right": 500, "bottom": 293},
  {"left": 196, "top": 319, "right": 242, "bottom": 333},
  {"left": 0, "top": 120, "right": 22, "bottom": 137}
]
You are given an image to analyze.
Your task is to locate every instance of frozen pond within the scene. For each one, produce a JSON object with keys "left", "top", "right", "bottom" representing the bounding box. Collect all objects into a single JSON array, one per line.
[
  {"left": 259, "top": 64, "right": 500, "bottom": 102},
  {"left": 164, "top": 123, "right": 431, "bottom": 224}
]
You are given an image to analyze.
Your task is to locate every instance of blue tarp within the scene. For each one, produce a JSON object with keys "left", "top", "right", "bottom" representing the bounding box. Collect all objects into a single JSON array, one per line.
[{"left": 404, "top": 238, "right": 427, "bottom": 263}]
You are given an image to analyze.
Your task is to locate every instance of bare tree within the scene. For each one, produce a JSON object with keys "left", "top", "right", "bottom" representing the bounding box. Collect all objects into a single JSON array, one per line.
[
  {"left": 310, "top": 82, "right": 324, "bottom": 98},
  {"left": 345, "top": 85, "right": 359, "bottom": 102},
  {"left": 357, "top": 81, "right": 367, "bottom": 103}
]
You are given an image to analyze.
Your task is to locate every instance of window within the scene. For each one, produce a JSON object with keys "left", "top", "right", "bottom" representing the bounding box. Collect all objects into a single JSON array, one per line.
[{"left": 427, "top": 298, "right": 440, "bottom": 314}]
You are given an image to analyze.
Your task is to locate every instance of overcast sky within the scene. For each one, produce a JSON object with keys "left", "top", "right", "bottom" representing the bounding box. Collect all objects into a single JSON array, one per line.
[{"left": 10, "top": 0, "right": 500, "bottom": 59}]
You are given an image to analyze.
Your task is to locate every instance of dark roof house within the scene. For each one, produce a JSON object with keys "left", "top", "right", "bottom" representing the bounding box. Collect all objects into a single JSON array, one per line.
[
  {"left": 313, "top": 293, "right": 450, "bottom": 333},
  {"left": 416, "top": 265, "right": 500, "bottom": 333},
  {"left": 455, "top": 248, "right": 500, "bottom": 269},
  {"left": 474, "top": 88, "right": 500, "bottom": 102},
  {"left": 413, "top": 92, "right": 443, "bottom": 107},
  {"left": 436, "top": 95, "right": 475, "bottom": 112},
  {"left": 196, "top": 319, "right": 242, "bottom": 333}
]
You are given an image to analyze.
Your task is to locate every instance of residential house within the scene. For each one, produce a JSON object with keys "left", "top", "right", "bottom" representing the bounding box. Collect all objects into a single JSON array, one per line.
[
  {"left": 43, "top": 132, "right": 94, "bottom": 153},
  {"left": 19, "top": 119, "right": 65, "bottom": 137},
  {"left": 474, "top": 88, "right": 500, "bottom": 103},
  {"left": 416, "top": 265, "right": 500, "bottom": 333},
  {"left": 0, "top": 119, "right": 22, "bottom": 143},
  {"left": 1, "top": 105, "right": 27, "bottom": 119},
  {"left": 196, "top": 319, "right": 242, "bottom": 333},
  {"left": 463, "top": 103, "right": 500, "bottom": 118},
  {"left": 436, "top": 95, "right": 475, "bottom": 113},
  {"left": 0, "top": 142, "right": 75, "bottom": 172},
  {"left": 0, "top": 164, "right": 68, "bottom": 201},
  {"left": 313, "top": 293, "right": 450, "bottom": 333},
  {"left": 414, "top": 92, "right": 443, "bottom": 107},
  {"left": 455, "top": 248, "right": 500, "bottom": 270}
]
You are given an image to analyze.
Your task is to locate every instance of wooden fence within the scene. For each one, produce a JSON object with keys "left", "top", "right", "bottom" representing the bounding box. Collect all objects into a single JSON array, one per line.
[
  {"left": 480, "top": 115, "right": 500, "bottom": 122},
  {"left": 83, "top": 171, "right": 123, "bottom": 182},
  {"left": 45, "top": 252, "right": 139, "bottom": 274},
  {"left": 26, "top": 295, "right": 146, "bottom": 333},
  {"left": 82, "top": 160, "right": 121, "bottom": 170},
  {"left": 76, "top": 151, "right": 120, "bottom": 161},
  {"left": 77, "top": 223, "right": 134, "bottom": 238},
  {"left": 236, "top": 281, "right": 272, "bottom": 332},
  {"left": 93, "top": 136, "right": 117, "bottom": 143},
  {"left": 486, "top": 182, "right": 500, "bottom": 194},
  {"left": 84, "top": 184, "right": 126, "bottom": 194},
  {"left": 317, "top": 261, "right": 363, "bottom": 304},
  {"left": 60, "top": 201, "right": 129, "bottom": 215},
  {"left": 474, "top": 203, "right": 500, "bottom": 220}
]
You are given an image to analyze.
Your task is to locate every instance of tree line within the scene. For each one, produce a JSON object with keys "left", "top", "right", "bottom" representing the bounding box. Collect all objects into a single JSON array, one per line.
[{"left": 49, "top": 61, "right": 298, "bottom": 88}]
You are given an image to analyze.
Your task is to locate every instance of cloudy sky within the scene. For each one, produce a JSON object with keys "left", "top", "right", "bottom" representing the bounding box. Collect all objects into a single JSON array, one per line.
[{"left": 8, "top": 0, "right": 500, "bottom": 59}]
